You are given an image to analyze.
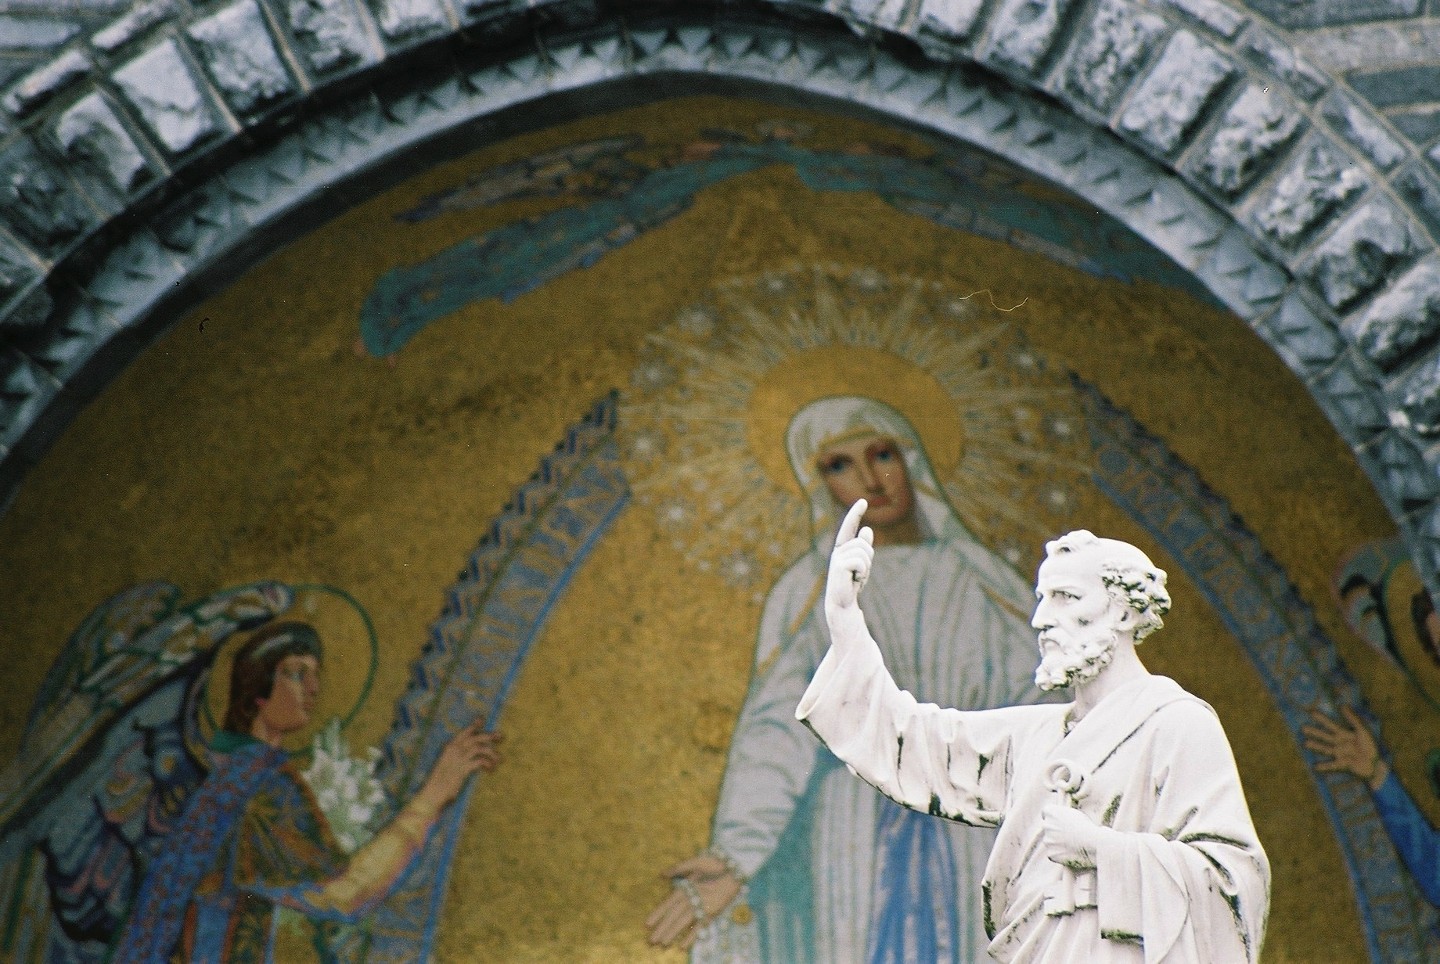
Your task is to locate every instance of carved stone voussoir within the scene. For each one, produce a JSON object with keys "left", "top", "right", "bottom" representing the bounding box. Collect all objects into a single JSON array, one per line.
[
  {"left": 1118, "top": 30, "right": 1235, "bottom": 157},
  {"left": 52, "top": 92, "right": 151, "bottom": 195},
  {"left": 916, "top": 0, "right": 987, "bottom": 45},
  {"left": 5, "top": 288, "right": 55, "bottom": 330},
  {"left": 1157, "top": 0, "right": 1246, "bottom": 39},
  {"left": 1314, "top": 353, "right": 1389, "bottom": 436},
  {"left": 1304, "top": 199, "right": 1417, "bottom": 311},
  {"left": 0, "top": 237, "right": 41, "bottom": 307},
  {"left": 1395, "top": 349, "right": 1440, "bottom": 435},
  {"left": 2, "top": 50, "right": 92, "bottom": 118},
  {"left": 826, "top": 0, "right": 907, "bottom": 32},
  {"left": 1319, "top": 92, "right": 1407, "bottom": 174},
  {"left": 1244, "top": 0, "right": 1423, "bottom": 31},
  {"left": 1252, "top": 137, "right": 1367, "bottom": 250},
  {"left": 1363, "top": 430, "right": 1437, "bottom": 509},
  {"left": 1344, "top": 256, "right": 1440, "bottom": 372},
  {"left": 0, "top": 139, "right": 94, "bottom": 255},
  {"left": 113, "top": 39, "right": 224, "bottom": 155},
  {"left": 984, "top": 0, "right": 1078, "bottom": 76},
  {"left": 92, "top": 0, "right": 180, "bottom": 54},
  {"left": 1059, "top": 0, "right": 1166, "bottom": 112},
  {"left": 369, "top": 0, "right": 449, "bottom": 41},
  {"left": 1393, "top": 163, "right": 1440, "bottom": 245},
  {"left": 189, "top": 0, "right": 296, "bottom": 115},
  {"left": 1194, "top": 84, "right": 1303, "bottom": 198},
  {"left": 285, "top": 0, "right": 373, "bottom": 73},
  {"left": 1238, "top": 27, "right": 1328, "bottom": 102},
  {"left": 0, "top": 350, "right": 56, "bottom": 445},
  {"left": 1256, "top": 290, "right": 1344, "bottom": 375}
]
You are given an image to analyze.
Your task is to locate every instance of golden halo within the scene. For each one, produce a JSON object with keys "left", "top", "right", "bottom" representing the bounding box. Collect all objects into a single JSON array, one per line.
[
  {"left": 747, "top": 346, "right": 963, "bottom": 498},
  {"left": 1383, "top": 562, "right": 1440, "bottom": 709},
  {"left": 618, "top": 263, "right": 1091, "bottom": 596},
  {"left": 202, "top": 585, "right": 378, "bottom": 752}
]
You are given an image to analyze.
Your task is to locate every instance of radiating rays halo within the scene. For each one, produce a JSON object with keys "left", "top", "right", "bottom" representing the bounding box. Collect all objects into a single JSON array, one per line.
[{"left": 619, "top": 263, "right": 1091, "bottom": 598}]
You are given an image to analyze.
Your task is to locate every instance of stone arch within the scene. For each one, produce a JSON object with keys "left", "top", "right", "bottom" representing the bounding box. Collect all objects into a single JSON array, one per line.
[{"left": 4, "top": 2, "right": 1439, "bottom": 608}]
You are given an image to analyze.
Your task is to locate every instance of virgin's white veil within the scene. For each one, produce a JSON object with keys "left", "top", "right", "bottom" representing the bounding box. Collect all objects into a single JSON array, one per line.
[{"left": 785, "top": 396, "right": 978, "bottom": 554}]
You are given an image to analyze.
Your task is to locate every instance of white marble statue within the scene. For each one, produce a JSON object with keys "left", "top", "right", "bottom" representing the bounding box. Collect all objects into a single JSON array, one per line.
[{"left": 797, "top": 501, "right": 1270, "bottom": 962}]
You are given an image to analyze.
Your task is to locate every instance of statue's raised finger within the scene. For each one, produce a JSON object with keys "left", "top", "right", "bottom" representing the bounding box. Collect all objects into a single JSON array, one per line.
[{"left": 836, "top": 498, "right": 869, "bottom": 546}]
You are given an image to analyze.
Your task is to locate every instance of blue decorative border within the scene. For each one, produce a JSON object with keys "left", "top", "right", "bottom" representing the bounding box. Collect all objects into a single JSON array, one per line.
[{"left": 362, "top": 392, "right": 629, "bottom": 963}]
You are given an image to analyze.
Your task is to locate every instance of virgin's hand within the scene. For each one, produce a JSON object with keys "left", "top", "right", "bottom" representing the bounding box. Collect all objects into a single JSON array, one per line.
[
  {"left": 645, "top": 854, "right": 743, "bottom": 948},
  {"left": 826, "top": 499, "right": 875, "bottom": 614},
  {"left": 1041, "top": 803, "right": 1102, "bottom": 870}
]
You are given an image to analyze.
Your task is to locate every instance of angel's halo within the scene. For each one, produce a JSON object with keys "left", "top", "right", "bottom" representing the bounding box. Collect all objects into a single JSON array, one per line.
[{"left": 199, "top": 583, "right": 379, "bottom": 753}]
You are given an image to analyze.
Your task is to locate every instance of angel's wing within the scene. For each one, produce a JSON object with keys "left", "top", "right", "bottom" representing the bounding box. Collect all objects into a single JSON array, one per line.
[{"left": 0, "top": 581, "right": 291, "bottom": 963}]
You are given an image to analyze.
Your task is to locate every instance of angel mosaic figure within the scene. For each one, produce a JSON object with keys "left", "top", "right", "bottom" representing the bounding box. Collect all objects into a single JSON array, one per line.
[
  {"left": 1304, "top": 707, "right": 1440, "bottom": 909},
  {"left": 118, "top": 620, "right": 502, "bottom": 961},
  {"left": 0, "top": 581, "right": 502, "bottom": 963}
]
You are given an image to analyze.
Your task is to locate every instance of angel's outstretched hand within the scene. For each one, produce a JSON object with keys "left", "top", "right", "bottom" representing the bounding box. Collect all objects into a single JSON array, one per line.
[{"left": 1303, "top": 707, "right": 1388, "bottom": 790}]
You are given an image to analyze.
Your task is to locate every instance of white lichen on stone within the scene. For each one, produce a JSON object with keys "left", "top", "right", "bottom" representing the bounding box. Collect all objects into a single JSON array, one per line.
[
  {"left": 1119, "top": 30, "right": 1235, "bottom": 155},
  {"left": 188, "top": 0, "right": 294, "bottom": 114},
  {"left": 112, "top": 39, "right": 218, "bottom": 154}
]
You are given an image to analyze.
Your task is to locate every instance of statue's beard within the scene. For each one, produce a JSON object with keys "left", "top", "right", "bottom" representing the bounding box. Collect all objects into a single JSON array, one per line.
[{"left": 1034, "top": 624, "right": 1120, "bottom": 691}]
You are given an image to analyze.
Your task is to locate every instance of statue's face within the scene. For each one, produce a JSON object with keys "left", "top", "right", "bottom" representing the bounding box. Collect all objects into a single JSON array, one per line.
[
  {"left": 255, "top": 653, "right": 321, "bottom": 737},
  {"left": 814, "top": 433, "right": 915, "bottom": 532},
  {"left": 1031, "top": 551, "right": 1121, "bottom": 690}
]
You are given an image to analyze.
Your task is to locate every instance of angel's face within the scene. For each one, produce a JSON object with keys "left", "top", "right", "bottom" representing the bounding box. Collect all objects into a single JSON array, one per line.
[{"left": 255, "top": 654, "right": 320, "bottom": 739}]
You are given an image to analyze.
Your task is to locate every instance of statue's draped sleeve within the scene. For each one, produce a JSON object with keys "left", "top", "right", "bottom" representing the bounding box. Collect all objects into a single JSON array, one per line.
[{"left": 796, "top": 605, "right": 1051, "bottom": 828}]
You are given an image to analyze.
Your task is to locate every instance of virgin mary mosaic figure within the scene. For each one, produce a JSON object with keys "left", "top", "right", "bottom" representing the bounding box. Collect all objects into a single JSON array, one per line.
[{"left": 630, "top": 266, "right": 1089, "bottom": 963}]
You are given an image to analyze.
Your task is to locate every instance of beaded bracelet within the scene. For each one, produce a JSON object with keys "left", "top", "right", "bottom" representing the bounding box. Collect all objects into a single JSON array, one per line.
[{"left": 676, "top": 876, "right": 708, "bottom": 925}]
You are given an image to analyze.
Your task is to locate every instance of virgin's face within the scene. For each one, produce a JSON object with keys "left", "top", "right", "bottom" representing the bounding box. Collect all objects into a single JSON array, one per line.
[
  {"left": 815, "top": 433, "right": 915, "bottom": 531},
  {"left": 255, "top": 654, "right": 321, "bottom": 738}
]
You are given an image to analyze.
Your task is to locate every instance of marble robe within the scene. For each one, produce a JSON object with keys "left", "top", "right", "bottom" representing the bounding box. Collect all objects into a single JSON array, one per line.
[{"left": 796, "top": 623, "right": 1270, "bottom": 963}]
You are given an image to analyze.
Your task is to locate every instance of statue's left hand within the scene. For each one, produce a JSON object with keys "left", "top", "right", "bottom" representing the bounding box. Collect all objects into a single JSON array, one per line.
[
  {"left": 1041, "top": 803, "right": 1103, "bottom": 871},
  {"left": 825, "top": 499, "right": 875, "bottom": 616}
]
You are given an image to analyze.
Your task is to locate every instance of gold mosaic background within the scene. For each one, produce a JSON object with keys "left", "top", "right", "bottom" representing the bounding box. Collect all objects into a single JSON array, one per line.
[{"left": 0, "top": 97, "right": 1431, "bottom": 962}]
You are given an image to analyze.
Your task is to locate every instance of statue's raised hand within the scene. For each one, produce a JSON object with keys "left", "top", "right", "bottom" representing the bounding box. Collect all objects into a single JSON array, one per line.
[{"left": 826, "top": 499, "right": 875, "bottom": 615}]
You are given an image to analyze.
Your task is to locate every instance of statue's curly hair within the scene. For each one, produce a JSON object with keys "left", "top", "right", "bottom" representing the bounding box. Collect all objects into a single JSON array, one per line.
[
  {"left": 1045, "top": 530, "right": 1171, "bottom": 642},
  {"left": 1097, "top": 562, "right": 1171, "bottom": 641}
]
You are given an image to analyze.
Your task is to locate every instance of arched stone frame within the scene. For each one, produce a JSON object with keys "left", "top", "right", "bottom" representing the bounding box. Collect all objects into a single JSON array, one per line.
[
  {"left": 1, "top": 3, "right": 1438, "bottom": 955},
  {"left": 4, "top": 1, "right": 1440, "bottom": 604}
]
